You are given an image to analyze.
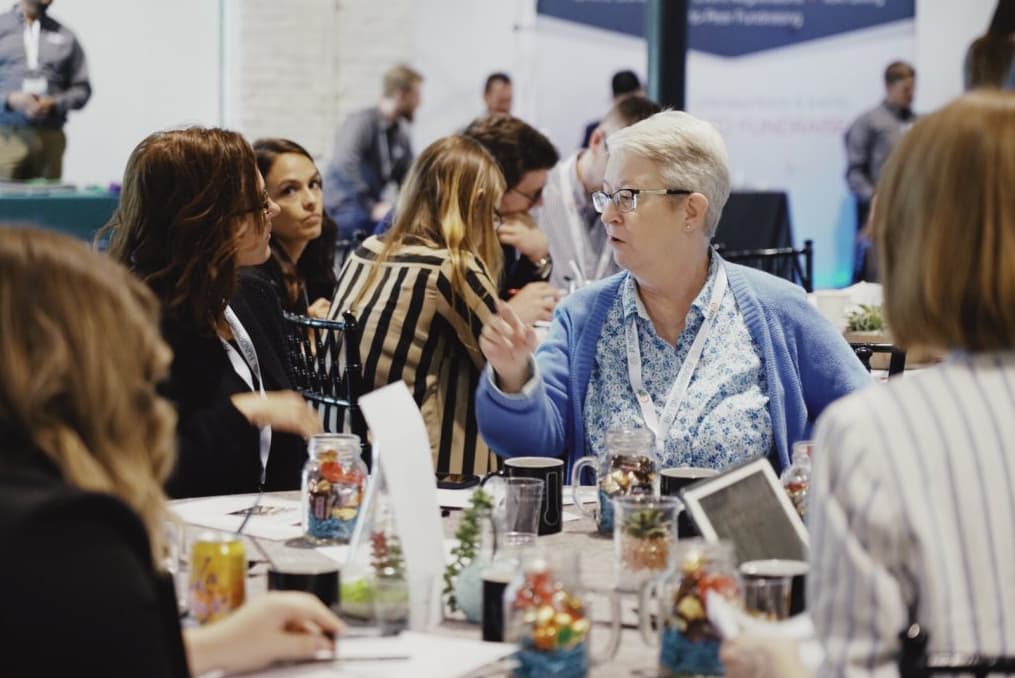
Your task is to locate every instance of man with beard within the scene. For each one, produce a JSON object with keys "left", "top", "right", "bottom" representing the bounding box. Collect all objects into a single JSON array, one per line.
[
  {"left": 0, "top": 0, "right": 91, "bottom": 180},
  {"left": 324, "top": 64, "right": 422, "bottom": 239}
]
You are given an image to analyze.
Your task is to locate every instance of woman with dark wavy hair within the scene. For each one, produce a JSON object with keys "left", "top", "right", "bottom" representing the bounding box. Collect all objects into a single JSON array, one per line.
[
  {"left": 253, "top": 138, "right": 338, "bottom": 317},
  {"left": 105, "top": 127, "right": 321, "bottom": 498}
]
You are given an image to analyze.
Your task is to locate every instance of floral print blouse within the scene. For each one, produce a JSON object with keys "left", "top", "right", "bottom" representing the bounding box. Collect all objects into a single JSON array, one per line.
[{"left": 583, "top": 257, "right": 773, "bottom": 469}]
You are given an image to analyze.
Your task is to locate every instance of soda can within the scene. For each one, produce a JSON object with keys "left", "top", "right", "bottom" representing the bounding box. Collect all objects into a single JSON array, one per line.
[{"left": 189, "top": 531, "right": 246, "bottom": 624}]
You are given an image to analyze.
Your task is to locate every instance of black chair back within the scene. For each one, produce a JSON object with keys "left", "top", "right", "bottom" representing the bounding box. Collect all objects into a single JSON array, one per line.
[
  {"left": 899, "top": 623, "right": 1015, "bottom": 677},
  {"left": 715, "top": 239, "right": 814, "bottom": 293},
  {"left": 282, "top": 310, "right": 371, "bottom": 469},
  {"left": 850, "top": 342, "right": 907, "bottom": 377}
]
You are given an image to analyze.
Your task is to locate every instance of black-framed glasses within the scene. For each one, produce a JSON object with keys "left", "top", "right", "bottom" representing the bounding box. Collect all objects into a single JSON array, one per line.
[
  {"left": 510, "top": 186, "right": 543, "bottom": 206},
  {"left": 591, "top": 188, "right": 692, "bottom": 214}
]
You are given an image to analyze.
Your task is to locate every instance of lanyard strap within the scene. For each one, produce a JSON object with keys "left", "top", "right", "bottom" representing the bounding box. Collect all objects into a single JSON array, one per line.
[
  {"left": 23, "top": 20, "right": 40, "bottom": 71},
  {"left": 560, "top": 155, "right": 613, "bottom": 282},
  {"left": 625, "top": 265, "right": 728, "bottom": 452},
  {"left": 221, "top": 306, "right": 272, "bottom": 484}
]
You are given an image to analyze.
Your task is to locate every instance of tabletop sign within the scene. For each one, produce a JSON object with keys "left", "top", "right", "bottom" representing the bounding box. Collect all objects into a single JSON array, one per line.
[
  {"left": 681, "top": 457, "right": 808, "bottom": 565},
  {"left": 358, "top": 381, "right": 446, "bottom": 629}
]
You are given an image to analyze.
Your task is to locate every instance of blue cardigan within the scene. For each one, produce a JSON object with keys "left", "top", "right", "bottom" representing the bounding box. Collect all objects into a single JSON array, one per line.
[{"left": 475, "top": 261, "right": 871, "bottom": 474}]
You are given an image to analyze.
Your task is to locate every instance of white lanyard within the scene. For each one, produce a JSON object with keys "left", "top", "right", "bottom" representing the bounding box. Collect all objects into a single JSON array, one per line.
[
  {"left": 23, "top": 20, "right": 40, "bottom": 71},
  {"left": 561, "top": 155, "right": 613, "bottom": 281},
  {"left": 220, "top": 306, "right": 272, "bottom": 484},
  {"left": 625, "top": 265, "right": 728, "bottom": 452}
]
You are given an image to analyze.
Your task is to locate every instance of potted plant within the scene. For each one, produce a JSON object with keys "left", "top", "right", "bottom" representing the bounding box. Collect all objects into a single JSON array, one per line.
[
  {"left": 620, "top": 507, "right": 673, "bottom": 572},
  {"left": 843, "top": 304, "right": 893, "bottom": 370}
]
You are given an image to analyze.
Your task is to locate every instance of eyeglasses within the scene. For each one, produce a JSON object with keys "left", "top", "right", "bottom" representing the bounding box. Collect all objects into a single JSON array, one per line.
[
  {"left": 510, "top": 186, "right": 543, "bottom": 207},
  {"left": 591, "top": 188, "right": 692, "bottom": 214}
]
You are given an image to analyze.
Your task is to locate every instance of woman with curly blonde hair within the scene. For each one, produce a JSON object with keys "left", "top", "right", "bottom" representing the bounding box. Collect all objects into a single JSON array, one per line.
[{"left": 0, "top": 228, "right": 341, "bottom": 676}]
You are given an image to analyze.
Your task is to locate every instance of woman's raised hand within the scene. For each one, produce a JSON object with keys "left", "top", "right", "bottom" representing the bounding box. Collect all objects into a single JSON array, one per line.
[{"left": 480, "top": 301, "right": 537, "bottom": 394}]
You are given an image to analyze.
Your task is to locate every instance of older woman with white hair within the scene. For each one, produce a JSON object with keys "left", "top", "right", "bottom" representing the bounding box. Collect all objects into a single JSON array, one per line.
[{"left": 476, "top": 110, "right": 869, "bottom": 473}]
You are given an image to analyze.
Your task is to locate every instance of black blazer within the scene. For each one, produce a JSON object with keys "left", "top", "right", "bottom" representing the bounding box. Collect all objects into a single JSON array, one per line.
[
  {"left": 163, "top": 274, "right": 307, "bottom": 498},
  {"left": 0, "top": 457, "right": 189, "bottom": 677}
]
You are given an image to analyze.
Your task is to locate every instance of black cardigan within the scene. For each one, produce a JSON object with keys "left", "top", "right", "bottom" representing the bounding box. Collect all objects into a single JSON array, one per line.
[
  {"left": 163, "top": 274, "right": 307, "bottom": 498},
  {"left": 0, "top": 457, "right": 190, "bottom": 677}
]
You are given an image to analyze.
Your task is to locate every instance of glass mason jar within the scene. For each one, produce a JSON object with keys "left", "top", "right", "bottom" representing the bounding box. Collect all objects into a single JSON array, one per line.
[
  {"left": 571, "top": 427, "right": 659, "bottom": 535},
  {"left": 504, "top": 550, "right": 621, "bottom": 678},
  {"left": 301, "top": 433, "right": 367, "bottom": 544},
  {"left": 639, "top": 539, "right": 741, "bottom": 677}
]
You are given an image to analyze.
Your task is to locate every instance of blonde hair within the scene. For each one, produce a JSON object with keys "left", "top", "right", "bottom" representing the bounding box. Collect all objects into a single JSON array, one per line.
[
  {"left": 874, "top": 90, "right": 1015, "bottom": 352},
  {"left": 351, "top": 135, "right": 505, "bottom": 314},
  {"left": 606, "top": 110, "right": 731, "bottom": 236},
  {"left": 383, "top": 64, "right": 423, "bottom": 97},
  {"left": 0, "top": 228, "right": 177, "bottom": 565}
]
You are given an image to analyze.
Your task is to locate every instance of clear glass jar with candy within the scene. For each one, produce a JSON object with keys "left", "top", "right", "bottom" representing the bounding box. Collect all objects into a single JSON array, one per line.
[
  {"left": 571, "top": 427, "right": 659, "bottom": 535},
  {"left": 301, "top": 433, "right": 367, "bottom": 544},
  {"left": 638, "top": 538, "right": 741, "bottom": 677},
  {"left": 504, "top": 550, "right": 621, "bottom": 677}
]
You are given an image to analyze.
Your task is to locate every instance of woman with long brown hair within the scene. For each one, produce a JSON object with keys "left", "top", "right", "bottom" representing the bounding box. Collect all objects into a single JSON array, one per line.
[
  {"left": 105, "top": 127, "right": 321, "bottom": 498},
  {"left": 0, "top": 228, "right": 340, "bottom": 676},
  {"left": 253, "top": 138, "right": 338, "bottom": 317},
  {"left": 329, "top": 134, "right": 504, "bottom": 476}
]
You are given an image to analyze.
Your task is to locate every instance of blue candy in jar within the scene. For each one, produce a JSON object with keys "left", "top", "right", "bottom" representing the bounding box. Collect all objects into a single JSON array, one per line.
[{"left": 302, "top": 434, "right": 366, "bottom": 543}]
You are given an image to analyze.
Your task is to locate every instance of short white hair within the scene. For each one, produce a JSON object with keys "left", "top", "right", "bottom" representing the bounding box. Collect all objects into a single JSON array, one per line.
[{"left": 607, "top": 110, "right": 731, "bottom": 236}]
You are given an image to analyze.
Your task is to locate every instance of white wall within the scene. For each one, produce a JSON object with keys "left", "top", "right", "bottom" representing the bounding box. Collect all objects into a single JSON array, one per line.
[
  {"left": 914, "top": 0, "right": 996, "bottom": 112},
  {"left": 54, "top": 1, "right": 222, "bottom": 187}
]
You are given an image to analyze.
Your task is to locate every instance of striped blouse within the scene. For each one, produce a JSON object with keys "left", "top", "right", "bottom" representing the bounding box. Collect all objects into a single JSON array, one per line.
[
  {"left": 810, "top": 352, "right": 1015, "bottom": 677},
  {"left": 329, "top": 235, "right": 500, "bottom": 476}
]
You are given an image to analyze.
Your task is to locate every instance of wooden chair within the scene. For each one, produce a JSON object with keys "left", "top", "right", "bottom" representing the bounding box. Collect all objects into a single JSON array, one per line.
[
  {"left": 715, "top": 239, "right": 814, "bottom": 293},
  {"left": 850, "top": 342, "right": 907, "bottom": 377},
  {"left": 281, "top": 310, "right": 371, "bottom": 469},
  {"left": 899, "top": 623, "right": 1015, "bottom": 677}
]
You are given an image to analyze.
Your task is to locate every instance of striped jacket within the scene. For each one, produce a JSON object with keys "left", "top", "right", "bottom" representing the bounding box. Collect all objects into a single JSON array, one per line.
[
  {"left": 811, "top": 352, "right": 1015, "bottom": 676},
  {"left": 330, "top": 235, "right": 500, "bottom": 476}
]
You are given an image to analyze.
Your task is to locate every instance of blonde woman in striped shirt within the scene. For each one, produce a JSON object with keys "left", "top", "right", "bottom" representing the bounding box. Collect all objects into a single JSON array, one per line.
[
  {"left": 723, "top": 91, "right": 1015, "bottom": 677},
  {"left": 329, "top": 135, "right": 504, "bottom": 476}
]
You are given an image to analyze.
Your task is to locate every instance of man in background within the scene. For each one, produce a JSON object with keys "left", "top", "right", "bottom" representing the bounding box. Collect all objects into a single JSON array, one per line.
[
  {"left": 579, "top": 69, "right": 643, "bottom": 149},
  {"left": 483, "top": 72, "right": 512, "bottom": 116},
  {"left": 463, "top": 115, "right": 560, "bottom": 324},
  {"left": 844, "top": 61, "right": 916, "bottom": 281},
  {"left": 324, "top": 64, "right": 422, "bottom": 239},
  {"left": 542, "top": 96, "right": 660, "bottom": 289},
  {"left": 0, "top": 0, "right": 90, "bottom": 180}
]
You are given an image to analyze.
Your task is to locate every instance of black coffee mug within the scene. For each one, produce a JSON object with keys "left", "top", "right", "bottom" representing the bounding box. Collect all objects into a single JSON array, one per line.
[
  {"left": 481, "top": 568, "right": 514, "bottom": 642},
  {"left": 268, "top": 568, "right": 341, "bottom": 609},
  {"left": 659, "top": 467, "right": 717, "bottom": 538},
  {"left": 740, "top": 559, "right": 809, "bottom": 616},
  {"left": 484, "top": 457, "right": 564, "bottom": 535}
]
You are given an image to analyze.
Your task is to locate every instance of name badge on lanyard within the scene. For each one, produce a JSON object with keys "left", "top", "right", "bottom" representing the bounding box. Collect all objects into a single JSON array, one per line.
[
  {"left": 221, "top": 306, "right": 272, "bottom": 486},
  {"left": 625, "top": 265, "right": 728, "bottom": 453},
  {"left": 21, "top": 20, "right": 46, "bottom": 95}
]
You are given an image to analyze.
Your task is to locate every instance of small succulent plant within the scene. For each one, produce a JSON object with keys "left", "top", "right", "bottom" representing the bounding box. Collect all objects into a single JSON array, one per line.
[
  {"left": 845, "top": 304, "right": 885, "bottom": 332},
  {"left": 623, "top": 508, "right": 670, "bottom": 540}
]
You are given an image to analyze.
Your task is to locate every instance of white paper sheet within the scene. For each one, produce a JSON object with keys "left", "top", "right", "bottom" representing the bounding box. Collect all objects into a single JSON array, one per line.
[
  {"left": 243, "top": 631, "right": 517, "bottom": 678},
  {"left": 169, "top": 494, "right": 303, "bottom": 541},
  {"left": 359, "top": 382, "right": 447, "bottom": 630}
]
